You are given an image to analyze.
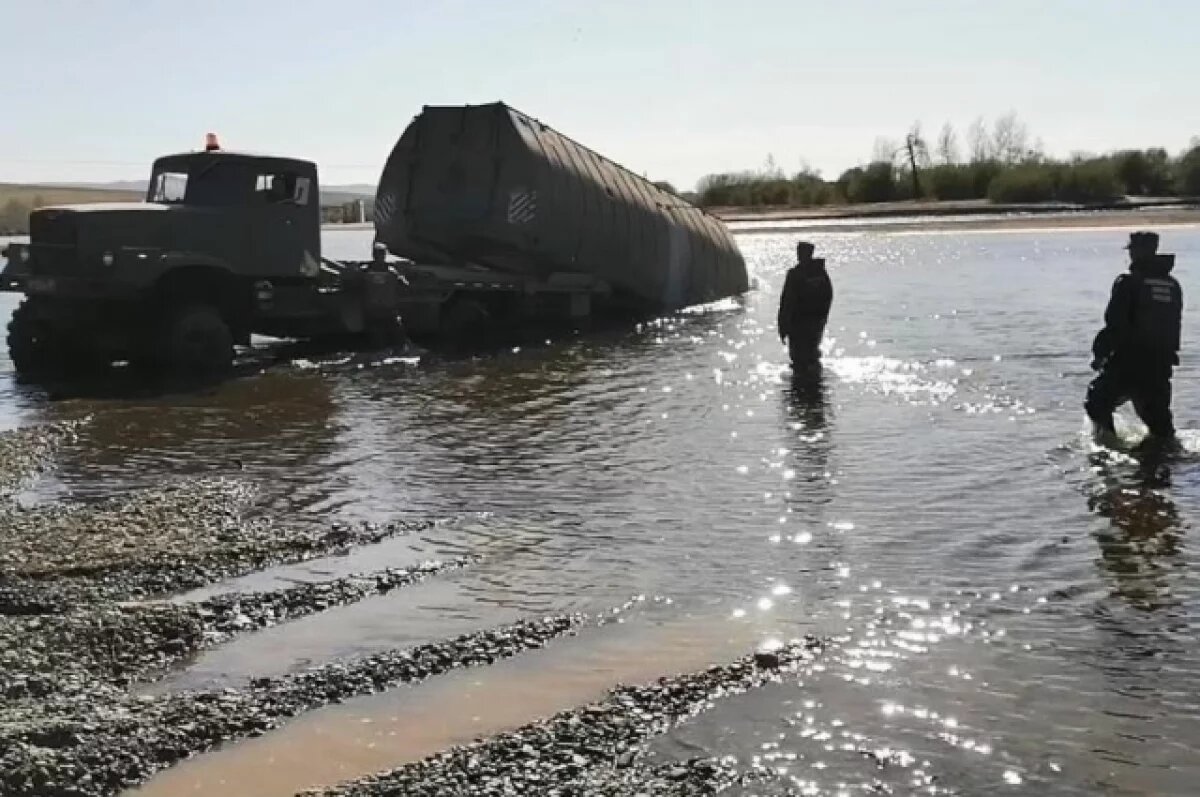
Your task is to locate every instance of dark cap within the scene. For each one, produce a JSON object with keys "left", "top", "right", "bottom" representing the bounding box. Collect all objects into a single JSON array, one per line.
[
  {"left": 1124, "top": 231, "right": 1159, "bottom": 251},
  {"left": 796, "top": 241, "right": 815, "bottom": 258}
]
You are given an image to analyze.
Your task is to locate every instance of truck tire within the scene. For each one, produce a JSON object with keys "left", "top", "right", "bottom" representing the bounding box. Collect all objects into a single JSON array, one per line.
[
  {"left": 5, "top": 299, "right": 105, "bottom": 377},
  {"left": 163, "top": 305, "right": 233, "bottom": 378},
  {"left": 7, "top": 299, "right": 58, "bottom": 375},
  {"left": 365, "top": 314, "right": 406, "bottom": 349},
  {"left": 440, "top": 297, "right": 491, "bottom": 340}
]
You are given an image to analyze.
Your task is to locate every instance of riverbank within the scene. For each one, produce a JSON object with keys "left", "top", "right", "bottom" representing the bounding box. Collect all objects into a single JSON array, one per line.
[{"left": 714, "top": 199, "right": 1200, "bottom": 235}]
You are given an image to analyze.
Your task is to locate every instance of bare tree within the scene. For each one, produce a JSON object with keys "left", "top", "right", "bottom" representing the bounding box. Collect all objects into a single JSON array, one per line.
[
  {"left": 761, "top": 153, "right": 783, "bottom": 178},
  {"left": 904, "top": 122, "right": 929, "bottom": 197},
  {"left": 967, "top": 116, "right": 990, "bottom": 162},
  {"left": 1026, "top": 137, "right": 1046, "bottom": 163},
  {"left": 991, "top": 111, "right": 1029, "bottom": 164},
  {"left": 872, "top": 136, "right": 900, "bottom": 164},
  {"left": 936, "top": 122, "right": 959, "bottom": 164},
  {"left": 795, "top": 157, "right": 820, "bottom": 179}
]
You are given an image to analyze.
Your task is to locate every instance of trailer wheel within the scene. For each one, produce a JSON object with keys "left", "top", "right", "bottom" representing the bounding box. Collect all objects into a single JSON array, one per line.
[
  {"left": 163, "top": 304, "right": 234, "bottom": 378},
  {"left": 365, "top": 314, "right": 406, "bottom": 349},
  {"left": 440, "top": 297, "right": 491, "bottom": 339}
]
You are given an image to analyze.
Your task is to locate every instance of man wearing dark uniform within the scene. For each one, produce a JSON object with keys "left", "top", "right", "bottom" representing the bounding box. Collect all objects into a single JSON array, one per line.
[
  {"left": 1085, "top": 231, "right": 1182, "bottom": 444},
  {"left": 778, "top": 241, "right": 833, "bottom": 371}
]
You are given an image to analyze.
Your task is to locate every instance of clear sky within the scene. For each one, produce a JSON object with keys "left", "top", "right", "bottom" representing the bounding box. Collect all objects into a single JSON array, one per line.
[{"left": 4, "top": 0, "right": 1198, "bottom": 191}]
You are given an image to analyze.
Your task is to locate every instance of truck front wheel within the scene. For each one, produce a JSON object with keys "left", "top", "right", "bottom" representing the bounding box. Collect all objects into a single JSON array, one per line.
[
  {"left": 7, "top": 300, "right": 60, "bottom": 376},
  {"left": 163, "top": 305, "right": 233, "bottom": 378},
  {"left": 5, "top": 299, "right": 104, "bottom": 377}
]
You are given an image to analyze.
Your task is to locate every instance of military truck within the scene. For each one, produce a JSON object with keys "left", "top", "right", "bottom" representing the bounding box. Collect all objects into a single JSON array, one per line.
[
  {"left": 1, "top": 139, "right": 400, "bottom": 379},
  {"left": 1, "top": 103, "right": 748, "bottom": 380}
]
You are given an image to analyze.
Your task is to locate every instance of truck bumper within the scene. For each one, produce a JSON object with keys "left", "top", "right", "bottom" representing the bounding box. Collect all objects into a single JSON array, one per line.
[{"left": 0, "top": 272, "right": 140, "bottom": 301}]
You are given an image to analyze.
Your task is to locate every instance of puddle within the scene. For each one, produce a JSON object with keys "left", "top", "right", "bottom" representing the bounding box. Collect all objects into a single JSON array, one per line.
[
  {"left": 140, "top": 576, "right": 516, "bottom": 695},
  {"left": 127, "top": 612, "right": 775, "bottom": 797},
  {"left": 169, "top": 533, "right": 452, "bottom": 604}
]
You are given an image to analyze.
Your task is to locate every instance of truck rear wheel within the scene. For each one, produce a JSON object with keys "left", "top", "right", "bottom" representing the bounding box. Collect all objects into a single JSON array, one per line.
[{"left": 162, "top": 305, "right": 233, "bottom": 378}]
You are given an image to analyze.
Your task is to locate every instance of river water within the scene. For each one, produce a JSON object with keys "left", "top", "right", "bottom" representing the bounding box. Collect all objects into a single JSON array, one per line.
[{"left": 4, "top": 224, "right": 1200, "bottom": 795}]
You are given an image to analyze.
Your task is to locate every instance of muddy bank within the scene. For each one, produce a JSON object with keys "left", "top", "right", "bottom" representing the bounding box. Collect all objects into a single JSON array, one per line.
[
  {"left": 0, "top": 457, "right": 439, "bottom": 612},
  {"left": 0, "top": 419, "right": 497, "bottom": 795},
  {"left": 300, "top": 639, "right": 823, "bottom": 797}
]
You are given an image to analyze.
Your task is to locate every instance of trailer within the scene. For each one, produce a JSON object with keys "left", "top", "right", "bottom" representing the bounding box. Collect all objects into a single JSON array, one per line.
[{"left": 375, "top": 102, "right": 748, "bottom": 313}]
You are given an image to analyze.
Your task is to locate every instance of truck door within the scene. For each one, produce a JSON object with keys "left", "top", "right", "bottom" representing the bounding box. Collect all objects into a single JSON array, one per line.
[{"left": 252, "top": 169, "right": 319, "bottom": 278}]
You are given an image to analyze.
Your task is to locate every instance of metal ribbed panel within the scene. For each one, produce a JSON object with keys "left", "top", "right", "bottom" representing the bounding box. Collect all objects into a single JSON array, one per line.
[{"left": 374, "top": 103, "right": 747, "bottom": 311}]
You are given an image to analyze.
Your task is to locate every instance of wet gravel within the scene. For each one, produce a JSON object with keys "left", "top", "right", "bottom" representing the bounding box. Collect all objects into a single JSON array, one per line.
[
  {"left": 0, "top": 616, "right": 583, "bottom": 797},
  {"left": 0, "top": 420, "right": 82, "bottom": 501},
  {"left": 301, "top": 637, "right": 824, "bottom": 797},
  {"left": 0, "top": 418, "right": 498, "bottom": 796},
  {"left": 0, "top": 559, "right": 476, "bottom": 696},
  {"left": 0, "top": 476, "right": 435, "bottom": 612}
]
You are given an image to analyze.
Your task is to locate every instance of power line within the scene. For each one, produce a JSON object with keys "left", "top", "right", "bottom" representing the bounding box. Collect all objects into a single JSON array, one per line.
[{"left": 0, "top": 157, "right": 380, "bottom": 169}]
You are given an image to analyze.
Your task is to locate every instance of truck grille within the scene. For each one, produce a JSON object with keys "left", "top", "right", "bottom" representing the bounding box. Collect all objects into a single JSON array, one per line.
[
  {"left": 28, "top": 210, "right": 79, "bottom": 274},
  {"left": 30, "top": 210, "right": 77, "bottom": 246}
]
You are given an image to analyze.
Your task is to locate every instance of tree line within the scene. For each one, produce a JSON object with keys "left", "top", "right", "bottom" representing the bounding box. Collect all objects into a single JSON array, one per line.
[
  {"left": 1, "top": 197, "right": 46, "bottom": 235},
  {"left": 696, "top": 113, "right": 1200, "bottom": 208}
]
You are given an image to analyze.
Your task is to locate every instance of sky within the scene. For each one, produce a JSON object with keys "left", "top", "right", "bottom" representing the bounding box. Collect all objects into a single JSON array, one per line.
[{"left": 3, "top": 0, "right": 1199, "bottom": 191}]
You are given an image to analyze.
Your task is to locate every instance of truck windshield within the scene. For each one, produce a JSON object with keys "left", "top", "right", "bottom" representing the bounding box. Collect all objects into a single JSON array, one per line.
[
  {"left": 148, "top": 161, "right": 249, "bottom": 206},
  {"left": 149, "top": 172, "right": 188, "bottom": 204}
]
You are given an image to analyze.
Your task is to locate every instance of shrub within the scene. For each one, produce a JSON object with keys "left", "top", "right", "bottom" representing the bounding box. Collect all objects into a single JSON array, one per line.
[
  {"left": 926, "top": 165, "right": 977, "bottom": 200},
  {"left": 841, "top": 161, "right": 897, "bottom": 204},
  {"left": 986, "top": 166, "right": 1056, "bottom": 203},
  {"left": 1055, "top": 160, "right": 1122, "bottom": 203},
  {"left": 1112, "top": 149, "right": 1173, "bottom": 195},
  {"left": 1176, "top": 145, "right": 1200, "bottom": 197}
]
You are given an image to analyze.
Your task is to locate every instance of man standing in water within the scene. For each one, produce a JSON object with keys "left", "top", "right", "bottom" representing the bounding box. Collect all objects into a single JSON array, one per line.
[
  {"left": 1085, "top": 231, "right": 1183, "bottom": 445},
  {"left": 778, "top": 241, "right": 833, "bottom": 371}
]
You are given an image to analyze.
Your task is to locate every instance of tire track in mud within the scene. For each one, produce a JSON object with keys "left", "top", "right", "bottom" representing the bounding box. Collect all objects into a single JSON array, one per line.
[
  {"left": 2, "top": 615, "right": 584, "bottom": 797},
  {"left": 298, "top": 638, "right": 825, "bottom": 797}
]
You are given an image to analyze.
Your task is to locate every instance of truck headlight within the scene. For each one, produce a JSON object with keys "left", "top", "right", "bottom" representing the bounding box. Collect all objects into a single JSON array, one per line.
[{"left": 101, "top": 251, "right": 115, "bottom": 267}]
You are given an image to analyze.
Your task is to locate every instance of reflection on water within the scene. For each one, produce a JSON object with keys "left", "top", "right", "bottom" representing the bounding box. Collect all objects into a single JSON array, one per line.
[
  {"left": 1088, "top": 454, "right": 1184, "bottom": 614},
  {"left": 6, "top": 226, "right": 1200, "bottom": 795},
  {"left": 783, "top": 366, "right": 830, "bottom": 434}
]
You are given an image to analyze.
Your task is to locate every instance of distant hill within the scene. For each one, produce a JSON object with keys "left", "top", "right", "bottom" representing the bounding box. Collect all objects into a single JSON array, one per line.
[
  {"left": 322, "top": 183, "right": 376, "bottom": 197},
  {"left": 0, "top": 183, "right": 141, "bottom": 205}
]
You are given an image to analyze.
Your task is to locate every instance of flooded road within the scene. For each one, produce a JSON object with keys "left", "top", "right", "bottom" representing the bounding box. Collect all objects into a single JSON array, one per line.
[{"left": 5, "top": 224, "right": 1200, "bottom": 795}]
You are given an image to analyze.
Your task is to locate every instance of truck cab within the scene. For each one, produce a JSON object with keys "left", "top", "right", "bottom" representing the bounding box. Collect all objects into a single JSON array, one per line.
[
  {"left": 144, "top": 149, "right": 322, "bottom": 279},
  {"left": 0, "top": 139, "right": 375, "bottom": 380}
]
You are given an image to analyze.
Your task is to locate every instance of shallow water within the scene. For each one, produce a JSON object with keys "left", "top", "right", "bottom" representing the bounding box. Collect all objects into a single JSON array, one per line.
[{"left": 6, "top": 225, "right": 1200, "bottom": 795}]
